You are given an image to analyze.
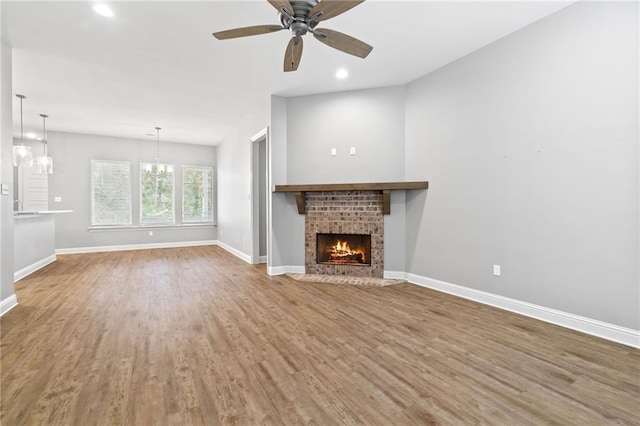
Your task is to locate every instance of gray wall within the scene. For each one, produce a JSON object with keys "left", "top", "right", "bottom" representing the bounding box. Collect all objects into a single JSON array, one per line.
[
  {"left": 265, "top": 1, "right": 638, "bottom": 329},
  {"left": 270, "top": 95, "right": 305, "bottom": 268},
  {"left": 216, "top": 100, "right": 269, "bottom": 257},
  {"left": 0, "top": 36, "right": 15, "bottom": 302},
  {"left": 271, "top": 86, "right": 408, "bottom": 272},
  {"left": 286, "top": 86, "right": 406, "bottom": 184},
  {"left": 44, "top": 131, "right": 216, "bottom": 249},
  {"left": 405, "top": 1, "right": 639, "bottom": 329}
]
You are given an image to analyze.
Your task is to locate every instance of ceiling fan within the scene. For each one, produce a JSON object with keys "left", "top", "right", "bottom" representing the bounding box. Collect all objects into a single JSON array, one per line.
[{"left": 212, "top": 0, "right": 373, "bottom": 72}]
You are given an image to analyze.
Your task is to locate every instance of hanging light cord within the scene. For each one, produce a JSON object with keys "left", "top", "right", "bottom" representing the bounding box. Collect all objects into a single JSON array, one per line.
[
  {"left": 18, "top": 94, "right": 25, "bottom": 146},
  {"left": 154, "top": 126, "right": 161, "bottom": 201},
  {"left": 40, "top": 114, "right": 48, "bottom": 155},
  {"left": 155, "top": 126, "right": 161, "bottom": 163},
  {"left": 20, "top": 97, "right": 23, "bottom": 144}
]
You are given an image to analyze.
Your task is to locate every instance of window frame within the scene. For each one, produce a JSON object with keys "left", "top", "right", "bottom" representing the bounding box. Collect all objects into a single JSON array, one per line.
[
  {"left": 139, "top": 162, "right": 176, "bottom": 226},
  {"left": 181, "top": 164, "right": 214, "bottom": 224},
  {"left": 90, "top": 159, "right": 132, "bottom": 227}
]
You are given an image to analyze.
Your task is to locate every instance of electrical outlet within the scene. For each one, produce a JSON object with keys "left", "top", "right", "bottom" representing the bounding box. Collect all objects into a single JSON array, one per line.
[
  {"left": 350, "top": 147, "right": 356, "bottom": 156},
  {"left": 149, "top": 231, "right": 153, "bottom": 236},
  {"left": 493, "top": 265, "right": 501, "bottom": 276},
  {"left": 54, "top": 196, "right": 62, "bottom": 203},
  {"left": 331, "top": 148, "right": 337, "bottom": 156}
]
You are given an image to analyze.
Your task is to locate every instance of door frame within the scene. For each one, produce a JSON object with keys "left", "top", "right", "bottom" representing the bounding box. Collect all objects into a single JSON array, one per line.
[{"left": 249, "top": 127, "right": 270, "bottom": 265}]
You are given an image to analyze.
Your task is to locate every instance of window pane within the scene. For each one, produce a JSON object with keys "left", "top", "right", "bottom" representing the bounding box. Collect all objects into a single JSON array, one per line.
[
  {"left": 140, "top": 163, "right": 175, "bottom": 224},
  {"left": 182, "top": 166, "right": 213, "bottom": 223},
  {"left": 91, "top": 160, "right": 131, "bottom": 226}
]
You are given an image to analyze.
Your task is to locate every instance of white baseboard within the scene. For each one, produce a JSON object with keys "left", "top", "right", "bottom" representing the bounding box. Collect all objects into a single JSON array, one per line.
[
  {"left": 407, "top": 273, "right": 640, "bottom": 349},
  {"left": 56, "top": 240, "right": 217, "bottom": 255},
  {"left": 268, "top": 265, "right": 305, "bottom": 276},
  {"left": 258, "top": 255, "right": 267, "bottom": 264},
  {"left": 14, "top": 254, "right": 57, "bottom": 283},
  {"left": 215, "top": 241, "right": 252, "bottom": 264},
  {"left": 0, "top": 294, "right": 18, "bottom": 317}
]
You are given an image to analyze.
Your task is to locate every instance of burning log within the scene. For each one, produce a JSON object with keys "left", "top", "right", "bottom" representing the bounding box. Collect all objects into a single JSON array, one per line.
[{"left": 327, "top": 240, "right": 366, "bottom": 264}]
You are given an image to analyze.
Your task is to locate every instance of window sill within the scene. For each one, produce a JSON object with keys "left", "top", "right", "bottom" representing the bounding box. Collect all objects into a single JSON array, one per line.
[{"left": 88, "top": 223, "right": 216, "bottom": 232}]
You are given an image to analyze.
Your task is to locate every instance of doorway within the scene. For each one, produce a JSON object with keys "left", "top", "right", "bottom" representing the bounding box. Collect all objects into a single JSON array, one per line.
[{"left": 250, "top": 128, "right": 269, "bottom": 264}]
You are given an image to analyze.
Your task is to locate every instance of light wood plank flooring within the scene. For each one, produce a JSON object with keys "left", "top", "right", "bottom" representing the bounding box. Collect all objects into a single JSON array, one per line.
[{"left": 1, "top": 246, "right": 639, "bottom": 425}]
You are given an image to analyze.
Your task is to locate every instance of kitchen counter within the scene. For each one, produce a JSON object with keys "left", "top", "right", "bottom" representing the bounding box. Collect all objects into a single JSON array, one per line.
[
  {"left": 14, "top": 210, "right": 73, "bottom": 281},
  {"left": 14, "top": 210, "right": 73, "bottom": 218}
]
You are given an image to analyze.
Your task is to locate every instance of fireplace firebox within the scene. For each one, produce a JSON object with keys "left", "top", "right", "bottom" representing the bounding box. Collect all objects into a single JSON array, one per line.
[{"left": 316, "top": 233, "right": 371, "bottom": 266}]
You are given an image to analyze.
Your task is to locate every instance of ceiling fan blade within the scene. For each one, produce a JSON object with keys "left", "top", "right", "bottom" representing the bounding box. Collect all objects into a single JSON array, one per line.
[
  {"left": 313, "top": 28, "right": 372, "bottom": 58},
  {"left": 284, "top": 36, "right": 304, "bottom": 72},
  {"left": 267, "top": 0, "right": 294, "bottom": 17},
  {"left": 213, "top": 25, "right": 284, "bottom": 40},
  {"left": 309, "top": 1, "right": 365, "bottom": 22}
]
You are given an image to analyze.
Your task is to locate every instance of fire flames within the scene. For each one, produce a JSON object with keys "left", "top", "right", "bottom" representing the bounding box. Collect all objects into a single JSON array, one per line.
[{"left": 328, "top": 240, "right": 366, "bottom": 263}]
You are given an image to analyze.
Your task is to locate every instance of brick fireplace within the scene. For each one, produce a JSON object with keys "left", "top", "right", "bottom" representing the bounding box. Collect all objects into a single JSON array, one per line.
[
  {"left": 305, "top": 191, "right": 384, "bottom": 278},
  {"left": 273, "top": 181, "right": 429, "bottom": 279}
]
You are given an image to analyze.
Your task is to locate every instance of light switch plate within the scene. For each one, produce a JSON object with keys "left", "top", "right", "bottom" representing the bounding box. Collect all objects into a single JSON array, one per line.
[
  {"left": 1, "top": 184, "right": 9, "bottom": 195},
  {"left": 331, "top": 148, "right": 337, "bottom": 156}
]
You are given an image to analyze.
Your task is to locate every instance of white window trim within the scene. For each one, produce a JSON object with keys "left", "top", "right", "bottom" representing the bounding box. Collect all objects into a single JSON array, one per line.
[
  {"left": 139, "top": 162, "right": 176, "bottom": 225},
  {"left": 88, "top": 223, "right": 215, "bottom": 232},
  {"left": 90, "top": 159, "right": 132, "bottom": 227},
  {"left": 182, "top": 164, "right": 214, "bottom": 224}
]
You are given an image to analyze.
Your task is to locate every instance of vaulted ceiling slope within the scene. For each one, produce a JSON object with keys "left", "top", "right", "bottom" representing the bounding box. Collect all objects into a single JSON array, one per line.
[{"left": 3, "top": 1, "right": 573, "bottom": 145}]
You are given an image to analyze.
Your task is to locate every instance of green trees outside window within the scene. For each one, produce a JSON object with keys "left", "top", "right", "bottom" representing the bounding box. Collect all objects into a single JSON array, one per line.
[
  {"left": 91, "top": 160, "right": 214, "bottom": 227},
  {"left": 183, "top": 166, "right": 213, "bottom": 223},
  {"left": 90, "top": 160, "right": 132, "bottom": 226},
  {"left": 140, "top": 163, "right": 175, "bottom": 224}
]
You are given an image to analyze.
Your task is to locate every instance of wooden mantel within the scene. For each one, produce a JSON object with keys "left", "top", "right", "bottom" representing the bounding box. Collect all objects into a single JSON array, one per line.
[{"left": 272, "top": 181, "right": 429, "bottom": 215}]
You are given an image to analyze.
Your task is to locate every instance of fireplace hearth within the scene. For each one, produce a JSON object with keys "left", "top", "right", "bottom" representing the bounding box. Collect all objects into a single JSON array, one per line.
[{"left": 317, "top": 233, "right": 371, "bottom": 266}]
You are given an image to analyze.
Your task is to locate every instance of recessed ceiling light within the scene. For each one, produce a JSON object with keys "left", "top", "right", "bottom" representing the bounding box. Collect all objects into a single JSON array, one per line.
[
  {"left": 92, "top": 3, "right": 114, "bottom": 18},
  {"left": 336, "top": 69, "right": 349, "bottom": 79}
]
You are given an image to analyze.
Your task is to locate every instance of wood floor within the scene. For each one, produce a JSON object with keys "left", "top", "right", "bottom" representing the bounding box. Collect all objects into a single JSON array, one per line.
[{"left": 1, "top": 246, "right": 638, "bottom": 425}]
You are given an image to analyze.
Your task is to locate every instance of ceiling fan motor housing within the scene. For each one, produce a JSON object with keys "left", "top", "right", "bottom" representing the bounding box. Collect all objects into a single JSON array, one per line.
[{"left": 280, "top": 0, "right": 319, "bottom": 35}]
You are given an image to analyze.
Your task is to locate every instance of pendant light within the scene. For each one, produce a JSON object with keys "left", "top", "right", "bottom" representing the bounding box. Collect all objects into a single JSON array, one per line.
[
  {"left": 151, "top": 126, "right": 163, "bottom": 204},
  {"left": 155, "top": 126, "right": 164, "bottom": 174},
  {"left": 36, "top": 114, "right": 53, "bottom": 174},
  {"left": 154, "top": 126, "right": 172, "bottom": 175},
  {"left": 12, "top": 94, "right": 33, "bottom": 167}
]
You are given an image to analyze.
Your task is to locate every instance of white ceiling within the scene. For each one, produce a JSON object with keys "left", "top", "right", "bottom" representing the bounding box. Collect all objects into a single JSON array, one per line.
[{"left": 3, "top": 0, "right": 573, "bottom": 146}]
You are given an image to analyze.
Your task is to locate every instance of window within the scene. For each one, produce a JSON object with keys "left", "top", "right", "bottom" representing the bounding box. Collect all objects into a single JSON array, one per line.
[
  {"left": 183, "top": 166, "right": 214, "bottom": 223},
  {"left": 90, "top": 160, "right": 132, "bottom": 226},
  {"left": 140, "top": 162, "right": 175, "bottom": 224}
]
